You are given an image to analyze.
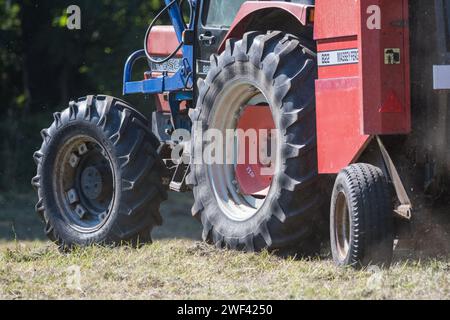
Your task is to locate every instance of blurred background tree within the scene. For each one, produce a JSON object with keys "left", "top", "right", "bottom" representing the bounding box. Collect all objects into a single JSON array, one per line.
[{"left": 0, "top": 0, "right": 166, "bottom": 193}]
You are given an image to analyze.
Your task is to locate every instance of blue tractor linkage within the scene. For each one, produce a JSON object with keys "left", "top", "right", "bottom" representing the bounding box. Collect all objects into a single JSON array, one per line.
[{"left": 123, "top": 0, "right": 196, "bottom": 131}]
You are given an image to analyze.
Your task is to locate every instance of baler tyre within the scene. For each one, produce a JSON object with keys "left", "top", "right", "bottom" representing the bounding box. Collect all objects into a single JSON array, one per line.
[
  {"left": 32, "top": 95, "right": 167, "bottom": 251},
  {"left": 189, "top": 31, "right": 324, "bottom": 252},
  {"left": 330, "top": 163, "right": 394, "bottom": 268}
]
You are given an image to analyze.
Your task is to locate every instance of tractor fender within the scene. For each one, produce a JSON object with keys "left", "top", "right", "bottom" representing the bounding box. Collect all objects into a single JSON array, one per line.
[{"left": 218, "top": 1, "right": 314, "bottom": 53}]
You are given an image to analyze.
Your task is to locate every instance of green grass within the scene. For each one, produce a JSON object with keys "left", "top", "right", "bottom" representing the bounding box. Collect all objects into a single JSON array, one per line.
[
  {"left": 0, "top": 240, "right": 449, "bottom": 300},
  {"left": 0, "top": 192, "right": 449, "bottom": 300}
]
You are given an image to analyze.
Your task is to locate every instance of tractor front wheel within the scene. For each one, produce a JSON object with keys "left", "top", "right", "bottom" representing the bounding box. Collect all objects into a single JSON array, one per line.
[{"left": 32, "top": 95, "right": 166, "bottom": 250}]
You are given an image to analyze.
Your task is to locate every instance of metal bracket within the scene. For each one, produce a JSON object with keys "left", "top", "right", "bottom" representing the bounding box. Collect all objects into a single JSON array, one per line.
[
  {"left": 122, "top": 49, "right": 194, "bottom": 95},
  {"left": 122, "top": 0, "right": 196, "bottom": 95},
  {"left": 376, "top": 136, "right": 412, "bottom": 220},
  {"left": 169, "top": 162, "right": 190, "bottom": 192}
]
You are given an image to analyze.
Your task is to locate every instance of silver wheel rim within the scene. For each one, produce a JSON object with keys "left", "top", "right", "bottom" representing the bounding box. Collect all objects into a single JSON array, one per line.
[
  {"left": 53, "top": 135, "right": 115, "bottom": 233},
  {"left": 207, "top": 80, "right": 278, "bottom": 222},
  {"left": 335, "top": 191, "right": 351, "bottom": 260}
]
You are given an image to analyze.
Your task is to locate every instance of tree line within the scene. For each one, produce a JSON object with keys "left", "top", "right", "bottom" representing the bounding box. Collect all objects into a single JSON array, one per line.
[{"left": 0, "top": 0, "right": 166, "bottom": 192}]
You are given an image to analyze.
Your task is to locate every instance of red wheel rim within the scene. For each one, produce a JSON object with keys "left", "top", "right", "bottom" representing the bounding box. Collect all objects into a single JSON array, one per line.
[{"left": 235, "top": 105, "right": 275, "bottom": 197}]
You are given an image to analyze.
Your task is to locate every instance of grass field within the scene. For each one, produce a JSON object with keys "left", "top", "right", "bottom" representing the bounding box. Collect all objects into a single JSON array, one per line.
[{"left": 0, "top": 192, "right": 449, "bottom": 300}]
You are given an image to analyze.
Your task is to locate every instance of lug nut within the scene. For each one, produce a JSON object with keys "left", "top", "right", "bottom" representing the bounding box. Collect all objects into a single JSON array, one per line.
[
  {"left": 67, "top": 189, "right": 79, "bottom": 205},
  {"left": 78, "top": 143, "right": 88, "bottom": 155},
  {"left": 69, "top": 153, "right": 80, "bottom": 168},
  {"left": 75, "top": 205, "right": 87, "bottom": 219}
]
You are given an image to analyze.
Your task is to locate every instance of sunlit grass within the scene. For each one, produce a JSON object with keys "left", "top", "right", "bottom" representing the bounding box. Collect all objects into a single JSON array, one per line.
[{"left": 0, "top": 240, "right": 448, "bottom": 300}]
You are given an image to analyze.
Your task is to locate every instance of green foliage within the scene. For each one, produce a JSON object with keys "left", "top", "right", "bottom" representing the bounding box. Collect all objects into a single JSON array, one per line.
[{"left": 0, "top": 0, "right": 170, "bottom": 192}]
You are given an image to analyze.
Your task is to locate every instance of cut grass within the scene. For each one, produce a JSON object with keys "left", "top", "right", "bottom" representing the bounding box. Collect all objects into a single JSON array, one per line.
[
  {"left": 0, "top": 240, "right": 449, "bottom": 300},
  {"left": 0, "top": 192, "right": 449, "bottom": 300}
]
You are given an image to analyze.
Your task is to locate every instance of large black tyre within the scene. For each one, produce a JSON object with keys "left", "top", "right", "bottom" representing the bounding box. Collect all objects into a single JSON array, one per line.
[
  {"left": 189, "top": 31, "right": 324, "bottom": 252},
  {"left": 330, "top": 163, "right": 394, "bottom": 268},
  {"left": 32, "top": 95, "right": 167, "bottom": 250}
]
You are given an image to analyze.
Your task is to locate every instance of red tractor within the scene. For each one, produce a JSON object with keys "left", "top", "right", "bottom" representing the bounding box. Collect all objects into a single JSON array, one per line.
[{"left": 33, "top": 0, "right": 450, "bottom": 268}]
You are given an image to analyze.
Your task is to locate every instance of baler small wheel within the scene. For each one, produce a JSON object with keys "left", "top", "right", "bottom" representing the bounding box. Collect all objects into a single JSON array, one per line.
[
  {"left": 32, "top": 95, "right": 167, "bottom": 251},
  {"left": 330, "top": 163, "right": 394, "bottom": 268}
]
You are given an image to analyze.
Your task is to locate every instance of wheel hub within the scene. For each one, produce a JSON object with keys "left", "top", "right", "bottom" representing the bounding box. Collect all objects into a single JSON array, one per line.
[
  {"left": 81, "top": 166, "right": 103, "bottom": 200},
  {"left": 235, "top": 105, "right": 275, "bottom": 197},
  {"left": 335, "top": 191, "right": 351, "bottom": 260},
  {"left": 207, "top": 81, "right": 278, "bottom": 222},
  {"left": 55, "top": 136, "right": 114, "bottom": 232}
]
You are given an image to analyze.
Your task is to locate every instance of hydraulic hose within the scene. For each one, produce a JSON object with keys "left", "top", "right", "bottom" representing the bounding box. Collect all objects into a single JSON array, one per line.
[{"left": 144, "top": 0, "right": 191, "bottom": 64}]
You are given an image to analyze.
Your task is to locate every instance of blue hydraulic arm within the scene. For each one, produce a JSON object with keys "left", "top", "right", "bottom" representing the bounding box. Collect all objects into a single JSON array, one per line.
[{"left": 123, "top": 0, "right": 196, "bottom": 96}]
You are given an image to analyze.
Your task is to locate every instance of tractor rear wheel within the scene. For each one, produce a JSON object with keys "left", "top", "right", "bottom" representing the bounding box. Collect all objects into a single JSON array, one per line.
[
  {"left": 330, "top": 163, "right": 394, "bottom": 268},
  {"left": 32, "top": 95, "right": 166, "bottom": 250},
  {"left": 189, "top": 31, "right": 324, "bottom": 252}
]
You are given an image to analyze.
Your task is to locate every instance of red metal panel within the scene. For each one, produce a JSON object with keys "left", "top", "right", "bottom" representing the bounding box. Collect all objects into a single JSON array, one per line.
[
  {"left": 315, "top": 0, "right": 368, "bottom": 174},
  {"left": 360, "top": 0, "right": 411, "bottom": 134},
  {"left": 146, "top": 25, "right": 182, "bottom": 57},
  {"left": 316, "top": 78, "right": 370, "bottom": 173},
  {"left": 153, "top": 93, "right": 187, "bottom": 114},
  {"left": 314, "top": 0, "right": 359, "bottom": 39},
  {"left": 317, "top": 37, "right": 359, "bottom": 79},
  {"left": 315, "top": 0, "right": 410, "bottom": 173},
  {"left": 218, "top": 1, "right": 312, "bottom": 53}
]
